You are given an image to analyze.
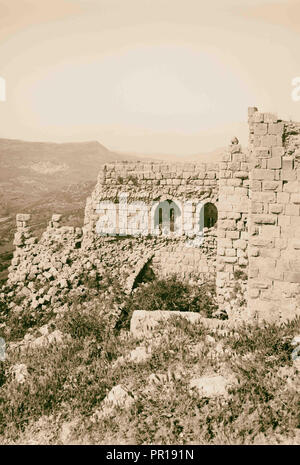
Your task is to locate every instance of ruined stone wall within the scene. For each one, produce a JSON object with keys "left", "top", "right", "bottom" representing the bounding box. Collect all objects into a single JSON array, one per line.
[
  {"left": 216, "top": 140, "right": 250, "bottom": 318},
  {"left": 7, "top": 107, "right": 300, "bottom": 322},
  {"left": 247, "top": 107, "right": 300, "bottom": 321},
  {"left": 8, "top": 214, "right": 83, "bottom": 285},
  {"left": 82, "top": 161, "right": 219, "bottom": 283}
]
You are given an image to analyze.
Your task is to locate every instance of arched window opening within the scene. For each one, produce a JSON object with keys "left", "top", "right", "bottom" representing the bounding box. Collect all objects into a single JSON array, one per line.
[
  {"left": 159, "top": 208, "right": 163, "bottom": 232},
  {"left": 153, "top": 199, "right": 181, "bottom": 235},
  {"left": 204, "top": 203, "right": 218, "bottom": 228},
  {"left": 170, "top": 208, "right": 175, "bottom": 232}
]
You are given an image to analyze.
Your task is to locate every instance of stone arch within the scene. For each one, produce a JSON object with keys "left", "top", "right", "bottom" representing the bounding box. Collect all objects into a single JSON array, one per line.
[
  {"left": 194, "top": 200, "right": 218, "bottom": 235},
  {"left": 151, "top": 198, "right": 182, "bottom": 236},
  {"left": 124, "top": 252, "right": 155, "bottom": 294},
  {"left": 203, "top": 202, "right": 218, "bottom": 228}
]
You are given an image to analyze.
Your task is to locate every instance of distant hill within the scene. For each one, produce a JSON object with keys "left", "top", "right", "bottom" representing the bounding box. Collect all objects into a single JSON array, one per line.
[{"left": 0, "top": 138, "right": 140, "bottom": 205}]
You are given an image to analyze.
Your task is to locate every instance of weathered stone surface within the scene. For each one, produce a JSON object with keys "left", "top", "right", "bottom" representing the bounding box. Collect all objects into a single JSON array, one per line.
[
  {"left": 129, "top": 345, "right": 152, "bottom": 363},
  {"left": 189, "top": 375, "right": 232, "bottom": 398},
  {"left": 130, "top": 310, "right": 202, "bottom": 338},
  {"left": 103, "top": 385, "right": 135, "bottom": 410},
  {"left": 30, "top": 330, "right": 67, "bottom": 349},
  {"left": 10, "top": 363, "right": 28, "bottom": 385}
]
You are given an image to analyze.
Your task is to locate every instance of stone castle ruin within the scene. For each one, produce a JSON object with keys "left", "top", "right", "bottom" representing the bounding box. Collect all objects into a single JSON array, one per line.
[{"left": 7, "top": 107, "right": 300, "bottom": 322}]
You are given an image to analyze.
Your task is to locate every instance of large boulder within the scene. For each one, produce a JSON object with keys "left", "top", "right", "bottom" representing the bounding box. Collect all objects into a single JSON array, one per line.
[
  {"left": 189, "top": 374, "right": 234, "bottom": 398},
  {"left": 10, "top": 363, "right": 28, "bottom": 385},
  {"left": 130, "top": 310, "right": 202, "bottom": 338}
]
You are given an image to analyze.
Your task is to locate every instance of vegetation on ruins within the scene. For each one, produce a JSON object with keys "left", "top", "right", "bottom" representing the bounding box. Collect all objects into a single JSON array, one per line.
[{"left": 119, "top": 276, "right": 218, "bottom": 330}]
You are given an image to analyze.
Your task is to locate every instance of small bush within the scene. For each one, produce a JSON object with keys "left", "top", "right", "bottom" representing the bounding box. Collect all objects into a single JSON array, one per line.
[
  {"left": 57, "top": 305, "right": 108, "bottom": 341},
  {"left": 117, "top": 276, "right": 218, "bottom": 330},
  {"left": 233, "top": 270, "right": 248, "bottom": 281}
]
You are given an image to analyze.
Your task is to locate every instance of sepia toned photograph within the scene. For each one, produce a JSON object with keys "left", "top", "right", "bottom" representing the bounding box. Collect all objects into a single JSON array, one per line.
[{"left": 0, "top": 0, "right": 299, "bottom": 448}]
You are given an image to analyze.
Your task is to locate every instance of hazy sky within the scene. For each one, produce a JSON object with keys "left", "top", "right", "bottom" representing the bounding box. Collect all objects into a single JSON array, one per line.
[{"left": 0, "top": 0, "right": 300, "bottom": 154}]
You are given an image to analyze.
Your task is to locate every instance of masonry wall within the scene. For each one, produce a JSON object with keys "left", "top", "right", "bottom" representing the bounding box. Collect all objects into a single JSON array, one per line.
[
  {"left": 216, "top": 141, "right": 250, "bottom": 318},
  {"left": 82, "top": 161, "right": 219, "bottom": 283},
  {"left": 247, "top": 107, "right": 300, "bottom": 321},
  {"left": 8, "top": 214, "right": 83, "bottom": 285}
]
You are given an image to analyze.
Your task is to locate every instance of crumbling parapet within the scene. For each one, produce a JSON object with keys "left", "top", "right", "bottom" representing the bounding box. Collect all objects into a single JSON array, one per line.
[
  {"left": 8, "top": 213, "right": 83, "bottom": 285},
  {"left": 13, "top": 214, "right": 35, "bottom": 248},
  {"left": 48, "top": 214, "right": 62, "bottom": 229},
  {"left": 8, "top": 214, "right": 37, "bottom": 283}
]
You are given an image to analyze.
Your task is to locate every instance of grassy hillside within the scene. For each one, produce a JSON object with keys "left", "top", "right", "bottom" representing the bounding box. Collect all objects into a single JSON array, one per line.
[{"left": 0, "top": 274, "right": 299, "bottom": 444}]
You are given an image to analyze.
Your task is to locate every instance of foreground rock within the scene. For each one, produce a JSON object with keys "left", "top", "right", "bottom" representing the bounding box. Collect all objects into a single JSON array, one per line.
[
  {"left": 30, "top": 329, "right": 67, "bottom": 349},
  {"left": 189, "top": 375, "right": 233, "bottom": 398},
  {"left": 130, "top": 310, "right": 233, "bottom": 339},
  {"left": 91, "top": 385, "right": 135, "bottom": 422},
  {"left": 129, "top": 345, "right": 152, "bottom": 363},
  {"left": 130, "top": 310, "right": 202, "bottom": 338},
  {"left": 9, "top": 363, "right": 28, "bottom": 385}
]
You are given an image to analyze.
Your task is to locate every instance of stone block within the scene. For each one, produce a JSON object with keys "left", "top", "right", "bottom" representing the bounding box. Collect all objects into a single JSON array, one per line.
[
  {"left": 284, "top": 272, "right": 300, "bottom": 283},
  {"left": 251, "top": 215, "right": 277, "bottom": 224},
  {"left": 253, "top": 112, "right": 264, "bottom": 123},
  {"left": 226, "top": 231, "right": 240, "bottom": 239},
  {"left": 234, "top": 171, "right": 249, "bottom": 179},
  {"left": 277, "top": 192, "right": 290, "bottom": 203},
  {"left": 285, "top": 204, "right": 299, "bottom": 216},
  {"left": 252, "top": 169, "right": 274, "bottom": 180},
  {"left": 263, "top": 113, "right": 277, "bottom": 123},
  {"left": 283, "top": 181, "right": 299, "bottom": 193},
  {"left": 278, "top": 215, "right": 291, "bottom": 227},
  {"left": 223, "top": 256, "right": 237, "bottom": 263},
  {"left": 271, "top": 147, "right": 285, "bottom": 157},
  {"left": 281, "top": 170, "right": 296, "bottom": 181},
  {"left": 249, "top": 288, "right": 260, "bottom": 298},
  {"left": 261, "top": 135, "right": 281, "bottom": 147},
  {"left": 254, "top": 123, "right": 268, "bottom": 135},
  {"left": 248, "top": 107, "right": 258, "bottom": 117},
  {"left": 291, "top": 216, "right": 300, "bottom": 227},
  {"left": 291, "top": 193, "right": 300, "bottom": 204},
  {"left": 251, "top": 191, "right": 276, "bottom": 203},
  {"left": 262, "top": 180, "right": 282, "bottom": 190},
  {"left": 249, "top": 246, "right": 259, "bottom": 257},
  {"left": 251, "top": 202, "right": 263, "bottom": 214},
  {"left": 282, "top": 157, "right": 294, "bottom": 170},
  {"left": 250, "top": 180, "right": 262, "bottom": 191},
  {"left": 253, "top": 147, "right": 271, "bottom": 159},
  {"left": 130, "top": 310, "right": 202, "bottom": 338},
  {"left": 235, "top": 239, "right": 247, "bottom": 250},
  {"left": 268, "top": 122, "right": 284, "bottom": 135},
  {"left": 218, "top": 238, "right": 233, "bottom": 248},
  {"left": 251, "top": 280, "right": 271, "bottom": 289},
  {"left": 269, "top": 204, "right": 283, "bottom": 214},
  {"left": 267, "top": 157, "right": 282, "bottom": 170},
  {"left": 251, "top": 237, "right": 274, "bottom": 247},
  {"left": 225, "top": 248, "right": 236, "bottom": 257},
  {"left": 16, "top": 214, "right": 31, "bottom": 222}
]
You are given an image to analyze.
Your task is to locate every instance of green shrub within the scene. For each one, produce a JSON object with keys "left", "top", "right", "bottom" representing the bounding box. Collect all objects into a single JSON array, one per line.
[{"left": 117, "top": 276, "right": 218, "bottom": 330}]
